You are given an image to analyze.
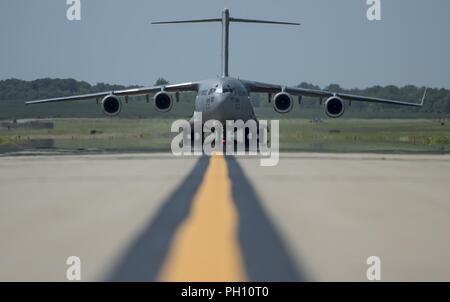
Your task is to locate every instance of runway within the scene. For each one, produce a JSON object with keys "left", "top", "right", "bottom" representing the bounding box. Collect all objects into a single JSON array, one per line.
[{"left": 0, "top": 153, "right": 450, "bottom": 281}]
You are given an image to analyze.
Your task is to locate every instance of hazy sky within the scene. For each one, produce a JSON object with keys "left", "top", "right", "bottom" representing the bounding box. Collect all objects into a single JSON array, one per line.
[{"left": 1, "top": 0, "right": 449, "bottom": 89}]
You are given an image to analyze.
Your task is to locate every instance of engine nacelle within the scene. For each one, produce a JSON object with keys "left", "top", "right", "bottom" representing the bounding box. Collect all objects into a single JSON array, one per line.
[
  {"left": 153, "top": 91, "right": 173, "bottom": 112},
  {"left": 273, "top": 92, "right": 293, "bottom": 114},
  {"left": 101, "top": 95, "right": 122, "bottom": 116},
  {"left": 325, "top": 96, "right": 345, "bottom": 118}
]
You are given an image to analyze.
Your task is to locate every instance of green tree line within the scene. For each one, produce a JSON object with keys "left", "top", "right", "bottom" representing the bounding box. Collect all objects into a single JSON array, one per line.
[{"left": 0, "top": 78, "right": 449, "bottom": 119}]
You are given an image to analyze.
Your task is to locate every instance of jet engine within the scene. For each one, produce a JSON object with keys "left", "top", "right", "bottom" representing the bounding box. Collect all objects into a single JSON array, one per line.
[
  {"left": 101, "top": 95, "right": 122, "bottom": 116},
  {"left": 273, "top": 92, "right": 293, "bottom": 114},
  {"left": 153, "top": 91, "right": 173, "bottom": 112},
  {"left": 324, "top": 96, "right": 345, "bottom": 118}
]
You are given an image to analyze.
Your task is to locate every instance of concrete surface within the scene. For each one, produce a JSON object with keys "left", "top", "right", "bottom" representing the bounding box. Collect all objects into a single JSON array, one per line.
[{"left": 0, "top": 153, "right": 449, "bottom": 281}]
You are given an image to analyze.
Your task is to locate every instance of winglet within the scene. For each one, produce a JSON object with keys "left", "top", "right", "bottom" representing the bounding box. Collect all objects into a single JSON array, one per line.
[{"left": 420, "top": 87, "right": 428, "bottom": 106}]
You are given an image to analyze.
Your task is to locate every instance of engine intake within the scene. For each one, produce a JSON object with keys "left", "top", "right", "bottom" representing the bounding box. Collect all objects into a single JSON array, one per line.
[
  {"left": 273, "top": 92, "right": 293, "bottom": 114},
  {"left": 153, "top": 91, "right": 173, "bottom": 112},
  {"left": 101, "top": 95, "right": 122, "bottom": 116},
  {"left": 325, "top": 96, "right": 345, "bottom": 118}
]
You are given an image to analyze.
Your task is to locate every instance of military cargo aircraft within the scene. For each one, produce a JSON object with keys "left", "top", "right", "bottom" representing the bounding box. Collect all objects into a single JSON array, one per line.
[{"left": 26, "top": 9, "right": 426, "bottom": 126}]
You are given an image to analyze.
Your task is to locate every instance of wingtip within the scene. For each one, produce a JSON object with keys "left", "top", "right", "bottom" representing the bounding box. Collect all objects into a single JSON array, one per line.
[{"left": 420, "top": 87, "right": 428, "bottom": 106}]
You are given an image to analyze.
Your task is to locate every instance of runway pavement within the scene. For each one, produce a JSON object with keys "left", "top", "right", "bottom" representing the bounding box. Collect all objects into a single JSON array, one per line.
[{"left": 0, "top": 153, "right": 449, "bottom": 281}]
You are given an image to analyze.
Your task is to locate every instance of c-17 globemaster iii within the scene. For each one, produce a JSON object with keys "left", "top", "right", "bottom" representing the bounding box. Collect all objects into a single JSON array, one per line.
[{"left": 26, "top": 8, "right": 427, "bottom": 143}]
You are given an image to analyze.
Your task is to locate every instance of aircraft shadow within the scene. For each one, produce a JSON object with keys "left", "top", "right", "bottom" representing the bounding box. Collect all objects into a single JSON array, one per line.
[
  {"left": 225, "top": 156, "right": 307, "bottom": 281},
  {"left": 108, "top": 155, "right": 307, "bottom": 281},
  {"left": 107, "top": 156, "right": 209, "bottom": 281}
]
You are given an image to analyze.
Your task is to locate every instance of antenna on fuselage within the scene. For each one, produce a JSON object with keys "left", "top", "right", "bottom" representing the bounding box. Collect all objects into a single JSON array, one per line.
[{"left": 152, "top": 8, "right": 300, "bottom": 78}]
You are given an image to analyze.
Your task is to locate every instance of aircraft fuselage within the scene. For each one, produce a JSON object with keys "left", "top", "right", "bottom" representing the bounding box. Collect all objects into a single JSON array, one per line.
[{"left": 194, "top": 77, "right": 256, "bottom": 123}]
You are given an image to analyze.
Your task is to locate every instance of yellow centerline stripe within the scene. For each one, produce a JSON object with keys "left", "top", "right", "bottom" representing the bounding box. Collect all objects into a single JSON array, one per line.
[{"left": 158, "top": 154, "right": 247, "bottom": 282}]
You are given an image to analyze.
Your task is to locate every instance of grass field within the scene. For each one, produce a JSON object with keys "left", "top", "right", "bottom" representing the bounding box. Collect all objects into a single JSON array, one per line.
[{"left": 1, "top": 118, "right": 449, "bottom": 154}]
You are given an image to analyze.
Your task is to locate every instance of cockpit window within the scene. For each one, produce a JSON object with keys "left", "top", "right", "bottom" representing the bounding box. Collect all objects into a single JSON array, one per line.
[
  {"left": 222, "top": 85, "right": 233, "bottom": 93},
  {"left": 211, "top": 84, "right": 236, "bottom": 94}
]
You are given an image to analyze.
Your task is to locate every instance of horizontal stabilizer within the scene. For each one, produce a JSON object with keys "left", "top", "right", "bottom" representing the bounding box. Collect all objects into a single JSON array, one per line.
[
  {"left": 152, "top": 18, "right": 221, "bottom": 24},
  {"left": 151, "top": 9, "right": 301, "bottom": 77},
  {"left": 152, "top": 18, "right": 299, "bottom": 26},
  {"left": 229, "top": 18, "right": 300, "bottom": 26}
]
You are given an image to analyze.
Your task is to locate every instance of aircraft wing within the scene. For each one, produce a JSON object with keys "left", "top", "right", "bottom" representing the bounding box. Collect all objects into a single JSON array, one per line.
[
  {"left": 25, "top": 82, "right": 199, "bottom": 105},
  {"left": 241, "top": 79, "right": 426, "bottom": 107}
]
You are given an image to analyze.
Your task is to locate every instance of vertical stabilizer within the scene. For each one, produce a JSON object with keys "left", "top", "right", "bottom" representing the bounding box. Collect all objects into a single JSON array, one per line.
[
  {"left": 152, "top": 9, "right": 300, "bottom": 78},
  {"left": 221, "top": 9, "right": 230, "bottom": 77}
]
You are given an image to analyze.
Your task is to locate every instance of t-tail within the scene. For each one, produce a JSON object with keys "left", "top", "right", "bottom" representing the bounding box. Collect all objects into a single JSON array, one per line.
[{"left": 152, "top": 8, "right": 300, "bottom": 77}]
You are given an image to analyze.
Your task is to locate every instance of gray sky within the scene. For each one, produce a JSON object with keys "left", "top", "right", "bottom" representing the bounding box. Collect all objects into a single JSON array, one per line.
[{"left": 0, "top": 0, "right": 449, "bottom": 89}]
